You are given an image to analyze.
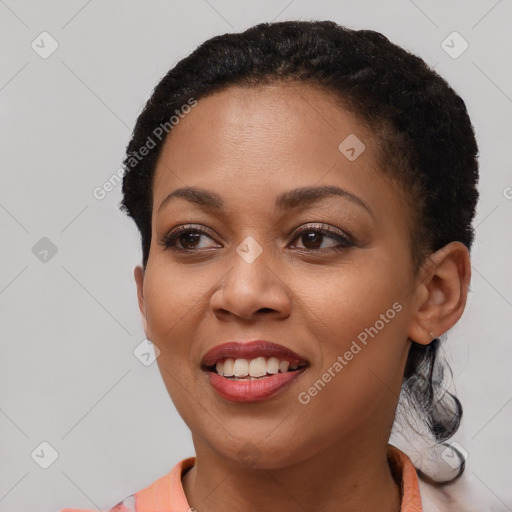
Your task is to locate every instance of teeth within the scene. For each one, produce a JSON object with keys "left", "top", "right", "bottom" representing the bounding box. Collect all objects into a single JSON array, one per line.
[
  {"left": 249, "top": 357, "right": 267, "bottom": 377},
  {"left": 266, "top": 357, "right": 280, "bottom": 374},
  {"left": 233, "top": 358, "right": 249, "bottom": 377},
  {"left": 223, "top": 358, "right": 234, "bottom": 376},
  {"left": 213, "top": 356, "right": 304, "bottom": 377}
]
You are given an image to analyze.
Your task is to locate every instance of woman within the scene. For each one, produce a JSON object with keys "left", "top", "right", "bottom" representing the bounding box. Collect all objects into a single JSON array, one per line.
[{"left": 61, "top": 19, "right": 480, "bottom": 512}]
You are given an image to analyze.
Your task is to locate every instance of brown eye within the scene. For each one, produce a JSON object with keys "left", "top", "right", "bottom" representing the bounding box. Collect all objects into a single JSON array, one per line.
[
  {"left": 176, "top": 232, "right": 203, "bottom": 249},
  {"left": 299, "top": 231, "right": 324, "bottom": 249},
  {"left": 289, "top": 224, "right": 354, "bottom": 252},
  {"left": 162, "top": 225, "right": 221, "bottom": 251}
]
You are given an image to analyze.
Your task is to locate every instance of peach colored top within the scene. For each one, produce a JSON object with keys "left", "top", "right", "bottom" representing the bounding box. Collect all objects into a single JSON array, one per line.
[{"left": 60, "top": 444, "right": 422, "bottom": 512}]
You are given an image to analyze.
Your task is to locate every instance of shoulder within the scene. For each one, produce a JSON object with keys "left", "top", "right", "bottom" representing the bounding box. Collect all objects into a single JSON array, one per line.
[
  {"left": 389, "top": 443, "right": 511, "bottom": 512},
  {"left": 59, "top": 494, "right": 135, "bottom": 512},
  {"left": 58, "top": 456, "right": 195, "bottom": 512}
]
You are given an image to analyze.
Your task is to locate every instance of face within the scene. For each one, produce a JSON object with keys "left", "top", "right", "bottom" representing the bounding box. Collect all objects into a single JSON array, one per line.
[{"left": 135, "top": 83, "right": 423, "bottom": 468}]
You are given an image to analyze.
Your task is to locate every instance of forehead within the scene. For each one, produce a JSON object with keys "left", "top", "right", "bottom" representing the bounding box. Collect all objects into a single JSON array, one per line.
[
  {"left": 155, "top": 83, "right": 350, "bottom": 178},
  {"left": 151, "top": 83, "right": 406, "bottom": 223}
]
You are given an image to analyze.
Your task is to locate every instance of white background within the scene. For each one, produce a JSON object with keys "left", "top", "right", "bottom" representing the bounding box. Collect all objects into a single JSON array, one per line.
[{"left": 0, "top": 1, "right": 511, "bottom": 511}]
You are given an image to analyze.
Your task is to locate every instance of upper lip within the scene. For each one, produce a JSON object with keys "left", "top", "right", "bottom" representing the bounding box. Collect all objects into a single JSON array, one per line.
[{"left": 201, "top": 340, "right": 309, "bottom": 368}]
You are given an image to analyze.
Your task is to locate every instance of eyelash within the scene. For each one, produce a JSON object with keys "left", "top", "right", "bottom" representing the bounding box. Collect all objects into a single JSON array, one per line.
[{"left": 160, "top": 223, "right": 354, "bottom": 254}]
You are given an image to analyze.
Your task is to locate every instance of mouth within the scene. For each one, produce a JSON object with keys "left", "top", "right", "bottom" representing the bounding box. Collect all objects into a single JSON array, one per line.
[
  {"left": 203, "top": 357, "right": 308, "bottom": 379},
  {"left": 201, "top": 340, "right": 309, "bottom": 378},
  {"left": 200, "top": 340, "right": 309, "bottom": 402}
]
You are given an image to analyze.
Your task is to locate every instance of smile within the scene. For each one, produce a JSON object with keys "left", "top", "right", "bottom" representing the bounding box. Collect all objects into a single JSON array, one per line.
[
  {"left": 201, "top": 340, "right": 309, "bottom": 402},
  {"left": 205, "top": 365, "right": 308, "bottom": 403}
]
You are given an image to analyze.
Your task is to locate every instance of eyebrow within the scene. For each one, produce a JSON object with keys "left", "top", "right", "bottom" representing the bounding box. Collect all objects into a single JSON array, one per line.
[{"left": 157, "top": 185, "right": 374, "bottom": 218}]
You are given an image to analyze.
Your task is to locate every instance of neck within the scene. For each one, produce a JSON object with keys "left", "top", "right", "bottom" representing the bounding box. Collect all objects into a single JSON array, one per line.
[{"left": 182, "top": 436, "right": 402, "bottom": 512}]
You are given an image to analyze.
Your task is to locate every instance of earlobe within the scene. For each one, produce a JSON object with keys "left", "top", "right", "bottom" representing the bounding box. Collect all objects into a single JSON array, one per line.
[
  {"left": 408, "top": 242, "right": 471, "bottom": 345},
  {"left": 134, "top": 265, "right": 148, "bottom": 333}
]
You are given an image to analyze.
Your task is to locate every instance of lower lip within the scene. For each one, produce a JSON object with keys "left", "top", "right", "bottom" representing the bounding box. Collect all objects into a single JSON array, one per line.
[{"left": 206, "top": 368, "right": 307, "bottom": 403}]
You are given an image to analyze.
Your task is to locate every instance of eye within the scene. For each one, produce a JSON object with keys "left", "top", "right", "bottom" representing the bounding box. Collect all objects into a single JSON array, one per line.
[
  {"left": 289, "top": 223, "right": 354, "bottom": 252},
  {"left": 160, "top": 223, "right": 354, "bottom": 253},
  {"left": 161, "top": 224, "right": 222, "bottom": 251}
]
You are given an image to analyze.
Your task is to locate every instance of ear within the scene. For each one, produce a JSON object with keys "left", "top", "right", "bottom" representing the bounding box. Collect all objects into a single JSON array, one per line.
[
  {"left": 134, "top": 264, "right": 148, "bottom": 334},
  {"left": 408, "top": 241, "right": 471, "bottom": 345}
]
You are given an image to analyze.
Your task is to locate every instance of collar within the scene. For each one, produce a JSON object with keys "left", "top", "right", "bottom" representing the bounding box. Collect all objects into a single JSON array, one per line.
[{"left": 135, "top": 444, "right": 423, "bottom": 511}]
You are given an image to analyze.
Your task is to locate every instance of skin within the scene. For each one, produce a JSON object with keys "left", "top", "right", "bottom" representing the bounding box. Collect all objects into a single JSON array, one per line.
[{"left": 134, "top": 83, "right": 471, "bottom": 512}]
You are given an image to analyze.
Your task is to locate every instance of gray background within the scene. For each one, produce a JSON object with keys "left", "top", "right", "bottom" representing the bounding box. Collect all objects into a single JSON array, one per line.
[{"left": 0, "top": 1, "right": 511, "bottom": 511}]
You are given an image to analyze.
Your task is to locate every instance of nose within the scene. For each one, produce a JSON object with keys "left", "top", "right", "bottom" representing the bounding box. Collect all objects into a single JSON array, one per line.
[{"left": 210, "top": 245, "right": 291, "bottom": 322}]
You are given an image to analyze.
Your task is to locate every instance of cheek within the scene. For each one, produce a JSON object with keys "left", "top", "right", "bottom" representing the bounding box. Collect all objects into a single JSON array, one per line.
[
  {"left": 142, "top": 261, "right": 216, "bottom": 360},
  {"left": 143, "top": 262, "right": 215, "bottom": 416},
  {"left": 145, "top": 256, "right": 221, "bottom": 320},
  {"left": 301, "top": 253, "right": 409, "bottom": 348},
  {"left": 289, "top": 302, "right": 410, "bottom": 463},
  {"left": 295, "top": 253, "right": 411, "bottom": 412}
]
